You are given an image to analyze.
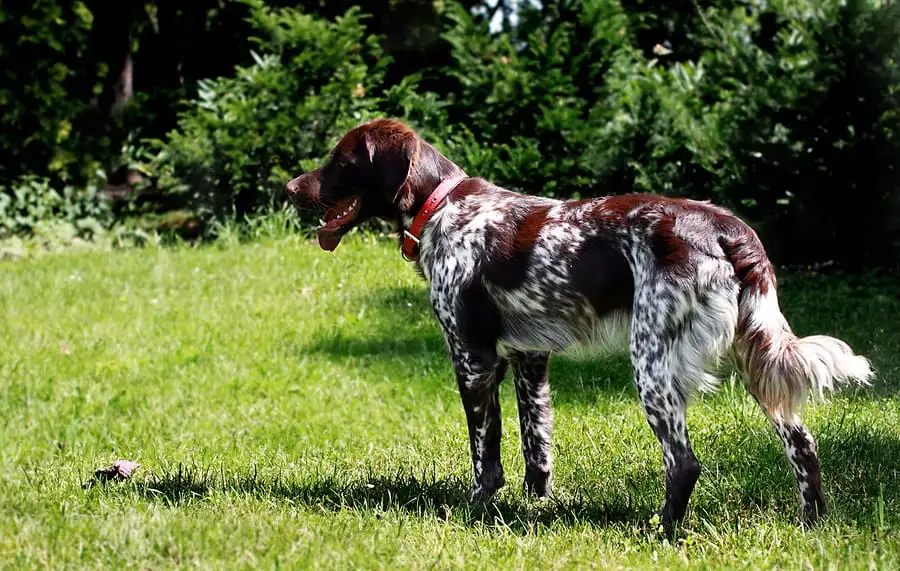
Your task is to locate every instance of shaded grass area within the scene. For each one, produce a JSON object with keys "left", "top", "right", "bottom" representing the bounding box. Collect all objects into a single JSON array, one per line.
[{"left": 1, "top": 233, "right": 899, "bottom": 568}]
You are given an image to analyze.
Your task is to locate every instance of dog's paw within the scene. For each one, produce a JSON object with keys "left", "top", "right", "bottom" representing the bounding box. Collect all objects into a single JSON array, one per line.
[
  {"left": 523, "top": 468, "right": 551, "bottom": 498},
  {"left": 468, "top": 485, "right": 495, "bottom": 504},
  {"left": 469, "top": 472, "right": 505, "bottom": 503},
  {"left": 800, "top": 498, "right": 828, "bottom": 528}
]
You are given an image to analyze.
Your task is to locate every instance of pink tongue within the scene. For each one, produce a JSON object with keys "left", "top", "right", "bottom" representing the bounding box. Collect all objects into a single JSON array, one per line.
[{"left": 317, "top": 226, "right": 343, "bottom": 251}]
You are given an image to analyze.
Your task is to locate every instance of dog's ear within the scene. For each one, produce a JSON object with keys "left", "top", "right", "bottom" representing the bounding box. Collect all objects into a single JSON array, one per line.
[{"left": 361, "top": 128, "right": 417, "bottom": 208}]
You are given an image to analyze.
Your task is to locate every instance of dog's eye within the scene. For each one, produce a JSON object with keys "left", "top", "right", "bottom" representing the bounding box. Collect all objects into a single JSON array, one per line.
[{"left": 325, "top": 156, "right": 352, "bottom": 173}]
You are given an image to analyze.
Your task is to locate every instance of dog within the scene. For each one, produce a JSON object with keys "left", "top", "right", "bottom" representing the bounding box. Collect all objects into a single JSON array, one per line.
[{"left": 285, "top": 118, "right": 873, "bottom": 529}]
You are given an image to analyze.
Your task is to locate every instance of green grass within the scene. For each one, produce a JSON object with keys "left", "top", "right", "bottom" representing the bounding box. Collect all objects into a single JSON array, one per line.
[{"left": 2, "top": 233, "right": 899, "bottom": 569}]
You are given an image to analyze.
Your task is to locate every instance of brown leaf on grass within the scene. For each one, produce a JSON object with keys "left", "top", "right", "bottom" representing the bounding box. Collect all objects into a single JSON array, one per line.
[
  {"left": 96, "top": 459, "right": 140, "bottom": 480},
  {"left": 83, "top": 460, "right": 141, "bottom": 489},
  {"left": 60, "top": 343, "right": 71, "bottom": 355}
]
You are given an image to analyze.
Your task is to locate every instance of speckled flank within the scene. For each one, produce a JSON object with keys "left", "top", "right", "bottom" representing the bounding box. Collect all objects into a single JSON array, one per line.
[{"left": 286, "top": 118, "right": 874, "bottom": 529}]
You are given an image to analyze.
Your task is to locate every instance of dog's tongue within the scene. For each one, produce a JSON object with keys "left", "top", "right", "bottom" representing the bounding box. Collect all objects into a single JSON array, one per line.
[
  {"left": 316, "top": 196, "right": 360, "bottom": 252},
  {"left": 317, "top": 226, "right": 343, "bottom": 251}
]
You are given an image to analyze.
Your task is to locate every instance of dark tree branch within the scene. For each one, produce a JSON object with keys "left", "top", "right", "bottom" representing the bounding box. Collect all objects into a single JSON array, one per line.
[{"left": 88, "top": 0, "right": 137, "bottom": 127}]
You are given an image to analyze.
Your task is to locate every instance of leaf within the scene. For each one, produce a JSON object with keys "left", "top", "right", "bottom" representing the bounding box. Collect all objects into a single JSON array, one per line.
[{"left": 83, "top": 459, "right": 141, "bottom": 489}]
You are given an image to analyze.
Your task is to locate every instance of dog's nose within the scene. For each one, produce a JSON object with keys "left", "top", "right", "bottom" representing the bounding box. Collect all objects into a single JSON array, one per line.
[
  {"left": 283, "top": 171, "right": 320, "bottom": 209},
  {"left": 285, "top": 177, "right": 301, "bottom": 197},
  {"left": 284, "top": 175, "right": 308, "bottom": 208}
]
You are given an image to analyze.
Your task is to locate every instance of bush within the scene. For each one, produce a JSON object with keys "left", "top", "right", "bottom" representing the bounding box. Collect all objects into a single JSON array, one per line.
[
  {"left": 0, "top": 175, "right": 112, "bottom": 239},
  {"left": 430, "top": 0, "right": 900, "bottom": 266},
  {"left": 0, "top": 1, "right": 100, "bottom": 183},
  {"left": 436, "top": 0, "right": 635, "bottom": 196},
  {"left": 152, "top": 2, "right": 392, "bottom": 223},
  {"left": 152, "top": 0, "right": 899, "bottom": 267},
  {"left": 612, "top": 0, "right": 900, "bottom": 266}
]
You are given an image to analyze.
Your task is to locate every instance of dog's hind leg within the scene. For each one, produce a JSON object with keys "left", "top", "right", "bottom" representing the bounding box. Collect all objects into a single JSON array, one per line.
[
  {"left": 630, "top": 287, "right": 703, "bottom": 530},
  {"left": 632, "top": 355, "right": 700, "bottom": 529},
  {"left": 508, "top": 350, "right": 553, "bottom": 497},
  {"left": 773, "top": 415, "right": 827, "bottom": 524},
  {"left": 748, "top": 395, "right": 828, "bottom": 524}
]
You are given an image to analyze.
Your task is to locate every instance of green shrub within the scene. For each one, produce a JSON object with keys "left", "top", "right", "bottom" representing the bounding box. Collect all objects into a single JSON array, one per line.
[
  {"left": 0, "top": 1, "right": 102, "bottom": 183},
  {"left": 435, "top": 0, "right": 634, "bottom": 196},
  {"left": 151, "top": 0, "right": 899, "bottom": 266},
  {"left": 152, "top": 3, "right": 390, "bottom": 223},
  {"left": 0, "top": 175, "right": 112, "bottom": 239},
  {"left": 615, "top": 0, "right": 900, "bottom": 266},
  {"left": 430, "top": 0, "right": 900, "bottom": 266}
]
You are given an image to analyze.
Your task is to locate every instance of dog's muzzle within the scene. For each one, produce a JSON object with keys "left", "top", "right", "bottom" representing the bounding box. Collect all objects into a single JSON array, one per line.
[{"left": 284, "top": 170, "right": 321, "bottom": 209}]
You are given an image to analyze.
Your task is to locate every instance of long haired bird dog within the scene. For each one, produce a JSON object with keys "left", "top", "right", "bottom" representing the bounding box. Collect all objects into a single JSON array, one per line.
[{"left": 285, "top": 119, "right": 873, "bottom": 529}]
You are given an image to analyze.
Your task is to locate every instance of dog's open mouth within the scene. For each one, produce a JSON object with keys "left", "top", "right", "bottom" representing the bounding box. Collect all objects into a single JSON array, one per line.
[{"left": 317, "top": 196, "right": 361, "bottom": 251}]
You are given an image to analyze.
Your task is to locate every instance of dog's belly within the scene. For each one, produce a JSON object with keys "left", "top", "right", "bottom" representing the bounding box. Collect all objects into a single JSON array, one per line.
[{"left": 490, "top": 285, "right": 631, "bottom": 354}]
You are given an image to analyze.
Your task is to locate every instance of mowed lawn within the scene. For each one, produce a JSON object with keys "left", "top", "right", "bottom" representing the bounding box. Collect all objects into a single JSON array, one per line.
[{"left": 2, "top": 234, "right": 900, "bottom": 569}]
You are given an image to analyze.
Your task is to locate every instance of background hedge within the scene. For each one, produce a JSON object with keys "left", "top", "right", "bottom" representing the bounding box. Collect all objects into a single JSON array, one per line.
[{"left": 2, "top": 0, "right": 899, "bottom": 267}]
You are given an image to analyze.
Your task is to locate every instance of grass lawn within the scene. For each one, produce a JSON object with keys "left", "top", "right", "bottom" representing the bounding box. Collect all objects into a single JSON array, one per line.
[{"left": 2, "top": 233, "right": 900, "bottom": 569}]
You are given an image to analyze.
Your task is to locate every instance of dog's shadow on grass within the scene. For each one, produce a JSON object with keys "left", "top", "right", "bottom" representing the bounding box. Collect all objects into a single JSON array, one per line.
[
  {"left": 126, "top": 424, "right": 900, "bottom": 532},
  {"left": 132, "top": 465, "right": 652, "bottom": 531}
]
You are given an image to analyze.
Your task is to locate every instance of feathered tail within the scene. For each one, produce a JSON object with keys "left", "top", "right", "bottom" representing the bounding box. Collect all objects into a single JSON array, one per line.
[{"left": 722, "top": 234, "right": 873, "bottom": 418}]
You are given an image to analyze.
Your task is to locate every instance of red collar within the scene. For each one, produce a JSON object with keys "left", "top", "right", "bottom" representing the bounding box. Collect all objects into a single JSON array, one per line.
[{"left": 401, "top": 174, "right": 468, "bottom": 261}]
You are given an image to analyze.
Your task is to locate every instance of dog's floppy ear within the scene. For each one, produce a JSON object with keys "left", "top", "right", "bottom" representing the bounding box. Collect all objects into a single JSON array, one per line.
[{"left": 361, "top": 128, "right": 417, "bottom": 208}]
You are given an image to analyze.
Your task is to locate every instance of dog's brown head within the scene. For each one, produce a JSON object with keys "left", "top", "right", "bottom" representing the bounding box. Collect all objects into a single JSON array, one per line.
[{"left": 285, "top": 118, "right": 464, "bottom": 251}]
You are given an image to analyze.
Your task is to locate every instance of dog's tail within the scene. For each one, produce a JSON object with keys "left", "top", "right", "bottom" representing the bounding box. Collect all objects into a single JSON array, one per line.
[{"left": 721, "top": 232, "right": 873, "bottom": 418}]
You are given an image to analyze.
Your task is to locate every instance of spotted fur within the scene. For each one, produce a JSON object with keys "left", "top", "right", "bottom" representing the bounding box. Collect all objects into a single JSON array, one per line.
[{"left": 285, "top": 119, "right": 874, "bottom": 529}]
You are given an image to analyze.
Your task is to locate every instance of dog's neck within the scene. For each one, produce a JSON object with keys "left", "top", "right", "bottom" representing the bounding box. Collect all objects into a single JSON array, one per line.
[{"left": 401, "top": 140, "right": 466, "bottom": 222}]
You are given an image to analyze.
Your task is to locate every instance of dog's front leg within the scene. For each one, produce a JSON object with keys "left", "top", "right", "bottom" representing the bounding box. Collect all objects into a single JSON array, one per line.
[{"left": 452, "top": 346, "right": 506, "bottom": 502}]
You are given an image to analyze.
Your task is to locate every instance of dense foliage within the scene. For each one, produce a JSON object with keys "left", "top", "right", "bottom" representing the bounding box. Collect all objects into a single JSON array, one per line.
[
  {"left": 153, "top": 6, "right": 388, "bottom": 221},
  {"left": 3, "top": 0, "right": 899, "bottom": 267}
]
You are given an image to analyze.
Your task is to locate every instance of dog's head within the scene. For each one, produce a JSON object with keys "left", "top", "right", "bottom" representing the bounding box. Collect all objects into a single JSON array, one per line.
[{"left": 285, "top": 119, "right": 462, "bottom": 251}]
